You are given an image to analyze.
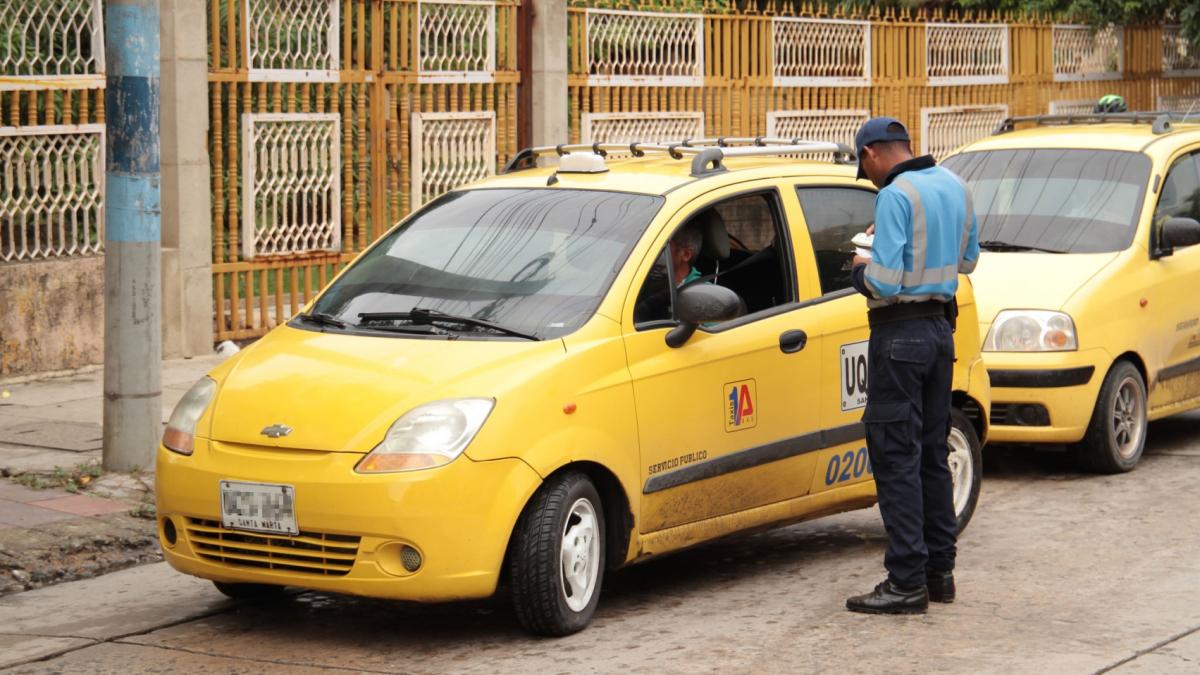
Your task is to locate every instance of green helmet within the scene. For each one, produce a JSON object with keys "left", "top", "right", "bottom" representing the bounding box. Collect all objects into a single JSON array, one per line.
[{"left": 1094, "top": 94, "right": 1128, "bottom": 113}]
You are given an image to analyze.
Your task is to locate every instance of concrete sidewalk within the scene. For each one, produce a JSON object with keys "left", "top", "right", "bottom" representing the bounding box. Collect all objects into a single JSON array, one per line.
[{"left": 0, "top": 355, "right": 226, "bottom": 594}]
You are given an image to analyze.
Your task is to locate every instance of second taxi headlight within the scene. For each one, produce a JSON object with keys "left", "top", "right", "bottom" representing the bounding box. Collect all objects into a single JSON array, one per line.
[
  {"left": 162, "top": 377, "right": 217, "bottom": 455},
  {"left": 985, "top": 310, "right": 1078, "bottom": 352},
  {"left": 356, "top": 398, "right": 494, "bottom": 473}
]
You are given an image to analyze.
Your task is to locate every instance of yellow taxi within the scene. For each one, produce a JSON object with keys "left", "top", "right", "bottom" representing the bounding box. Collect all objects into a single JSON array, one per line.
[
  {"left": 157, "top": 139, "right": 990, "bottom": 636},
  {"left": 942, "top": 113, "right": 1200, "bottom": 473}
]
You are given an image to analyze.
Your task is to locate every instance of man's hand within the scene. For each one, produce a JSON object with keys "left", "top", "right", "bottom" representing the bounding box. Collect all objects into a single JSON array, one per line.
[
  {"left": 852, "top": 254, "right": 870, "bottom": 268},
  {"left": 866, "top": 224, "right": 875, "bottom": 235}
]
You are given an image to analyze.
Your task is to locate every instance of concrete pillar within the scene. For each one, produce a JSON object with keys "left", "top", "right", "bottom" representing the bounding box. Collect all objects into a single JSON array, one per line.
[
  {"left": 529, "top": 0, "right": 568, "bottom": 148},
  {"left": 160, "top": 0, "right": 213, "bottom": 358}
]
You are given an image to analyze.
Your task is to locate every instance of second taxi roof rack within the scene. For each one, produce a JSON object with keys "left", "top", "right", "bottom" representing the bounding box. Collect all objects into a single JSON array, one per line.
[
  {"left": 501, "top": 137, "right": 857, "bottom": 178},
  {"left": 992, "top": 111, "right": 1200, "bottom": 136}
]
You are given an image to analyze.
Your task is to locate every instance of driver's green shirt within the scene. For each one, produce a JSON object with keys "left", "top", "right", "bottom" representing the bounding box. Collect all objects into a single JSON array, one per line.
[{"left": 680, "top": 267, "right": 702, "bottom": 286}]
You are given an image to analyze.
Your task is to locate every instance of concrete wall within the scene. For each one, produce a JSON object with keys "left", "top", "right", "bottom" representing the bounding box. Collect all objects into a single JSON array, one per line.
[{"left": 0, "top": 256, "right": 104, "bottom": 379}]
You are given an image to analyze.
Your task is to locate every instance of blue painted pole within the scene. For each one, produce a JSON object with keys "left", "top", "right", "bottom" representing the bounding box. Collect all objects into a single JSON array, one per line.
[{"left": 103, "top": 0, "right": 162, "bottom": 471}]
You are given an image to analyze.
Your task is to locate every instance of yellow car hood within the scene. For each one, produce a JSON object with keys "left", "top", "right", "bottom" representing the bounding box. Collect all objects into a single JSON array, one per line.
[
  {"left": 971, "top": 250, "right": 1119, "bottom": 322},
  {"left": 207, "top": 325, "right": 565, "bottom": 453}
]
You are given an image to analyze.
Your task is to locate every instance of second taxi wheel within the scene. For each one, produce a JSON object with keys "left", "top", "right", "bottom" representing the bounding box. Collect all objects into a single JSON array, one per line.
[
  {"left": 1076, "top": 360, "right": 1148, "bottom": 474},
  {"left": 509, "top": 472, "right": 606, "bottom": 636}
]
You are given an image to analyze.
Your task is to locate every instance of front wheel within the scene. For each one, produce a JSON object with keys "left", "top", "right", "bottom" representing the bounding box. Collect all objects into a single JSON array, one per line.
[
  {"left": 1075, "top": 360, "right": 1147, "bottom": 474},
  {"left": 509, "top": 472, "right": 606, "bottom": 637},
  {"left": 948, "top": 407, "right": 983, "bottom": 535}
]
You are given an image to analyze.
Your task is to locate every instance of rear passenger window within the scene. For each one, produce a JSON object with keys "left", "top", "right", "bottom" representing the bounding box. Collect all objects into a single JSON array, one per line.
[
  {"left": 795, "top": 187, "right": 877, "bottom": 294},
  {"left": 1155, "top": 152, "right": 1200, "bottom": 224}
]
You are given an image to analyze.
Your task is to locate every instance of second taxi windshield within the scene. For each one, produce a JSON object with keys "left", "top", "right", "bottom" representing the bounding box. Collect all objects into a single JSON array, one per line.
[
  {"left": 943, "top": 148, "right": 1151, "bottom": 253},
  {"left": 309, "top": 188, "right": 664, "bottom": 340}
]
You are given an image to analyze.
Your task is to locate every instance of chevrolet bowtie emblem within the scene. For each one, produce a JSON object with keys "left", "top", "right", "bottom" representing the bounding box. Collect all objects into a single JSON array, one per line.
[{"left": 261, "top": 424, "right": 293, "bottom": 438}]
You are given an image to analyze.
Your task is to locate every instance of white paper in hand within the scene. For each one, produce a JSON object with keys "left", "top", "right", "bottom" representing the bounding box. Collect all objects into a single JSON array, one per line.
[{"left": 851, "top": 232, "right": 874, "bottom": 259}]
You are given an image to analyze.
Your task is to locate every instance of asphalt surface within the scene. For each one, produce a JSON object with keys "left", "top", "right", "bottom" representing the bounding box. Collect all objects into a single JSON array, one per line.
[{"left": 4, "top": 412, "right": 1200, "bottom": 674}]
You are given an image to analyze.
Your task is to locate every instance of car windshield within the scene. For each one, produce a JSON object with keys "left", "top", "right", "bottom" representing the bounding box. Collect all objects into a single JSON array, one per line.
[
  {"left": 308, "top": 188, "right": 664, "bottom": 339},
  {"left": 942, "top": 148, "right": 1151, "bottom": 253}
]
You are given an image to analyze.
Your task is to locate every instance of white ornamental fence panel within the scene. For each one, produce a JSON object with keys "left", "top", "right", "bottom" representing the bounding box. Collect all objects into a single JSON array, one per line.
[
  {"left": 418, "top": 0, "right": 497, "bottom": 83},
  {"left": 925, "top": 23, "right": 1009, "bottom": 86},
  {"left": 411, "top": 111, "right": 497, "bottom": 207},
  {"left": 920, "top": 105, "right": 1009, "bottom": 162},
  {"left": 586, "top": 9, "right": 704, "bottom": 87},
  {"left": 1163, "top": 26, "right": 1200, "bottom": 77},
  {"left": 580, "top": 112, "right": 704, "bottom": 145},
  {"left": 244, "top": 0, "right": 340, "bottom": 82},
  {"left": 0, "top": 0, "right": 105, "bottom": 89},
  {"left": 1049, "top": 99, "right": 1095, "bottom": 115},
  {"left": 1157, "top": 96, "right": 1200, "bottom": 114},
  {"left": 1053, "top": 25, "right": 1122, "bottom": 82},
  {"left": 241, "top": 113, "right": 342, "bottom": 259},
  {"left": 766, "top": 110, "right": 868, "bottom": 151},
  {"left": 0, "top": 125, "right": 105, "bottom": 262},
  {"left": 772, "top": 17, "right": 871, "bottom": 87}
]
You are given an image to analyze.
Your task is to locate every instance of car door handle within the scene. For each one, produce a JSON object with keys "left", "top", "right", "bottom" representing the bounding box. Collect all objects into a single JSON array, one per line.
[{"left": 779, "top": 329, "right": 807, "bottom": 354}]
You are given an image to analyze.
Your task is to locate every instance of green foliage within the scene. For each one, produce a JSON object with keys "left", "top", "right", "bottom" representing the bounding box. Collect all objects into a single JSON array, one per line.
[
  {"left": 12, "top": 461, "right": 103, "bottom": 493},
  {"left": 0, "top": 0, "right": 95, "bottom": 77}
]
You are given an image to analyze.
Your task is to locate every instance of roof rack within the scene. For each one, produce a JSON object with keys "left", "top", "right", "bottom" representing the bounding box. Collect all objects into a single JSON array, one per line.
[
  {"left": 501, "top": 137, "right": 856, "bottom": 178},
  {"left": 992, "top": 111, "right": 1200, "bottom": 136}
]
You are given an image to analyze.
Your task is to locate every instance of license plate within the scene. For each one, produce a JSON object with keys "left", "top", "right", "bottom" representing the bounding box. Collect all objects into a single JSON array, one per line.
[{"left": 219, "top": 480, "right": 298, "bottom": 535}]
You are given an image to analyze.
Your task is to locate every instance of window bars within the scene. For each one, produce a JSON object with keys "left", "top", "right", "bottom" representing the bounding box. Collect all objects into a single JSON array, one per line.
[
  {"left": 411, "top": 111, "right": 497, "bottom": 207},
  {"left": 241, "top": 114, "right": 342, "bottom": 259},
  {"left": 1157, "top": 96, "right": 1200, "bottom": 115},
  {"left": 0, "top": 125, "right": 105, "bottom": 262},
  {"left": 926, "top": 23, "right": 1009, "bottom": 86},
  {"left": 0, "top": 0, "right": 105, "bottom": 89},
  {"left": 765, "top": 110, "right": 869, "bottom": 157},
  {"left": 772, "top": 17, "right": 871, "bottom": 87},
  {"left": 418, "top": 0, "right": 497, "bottom": 83},
  {"left": 1053, "top": 25, "right": 1123, "bottom": 82},
  {"left": 245, "top": 0, "right": 340, "bottom": 82},
  {"left": 1163, "top": 26, "right": 1200, "bottom": 77},
  {"left": 921, "top": 105, "right": 1009, "bottom": 162},
  {"left": 586, "top": 9, "right": 704, "bottom": 87},
  {"left": 580, "top": 112, "right": 705, "bottom": 145}
]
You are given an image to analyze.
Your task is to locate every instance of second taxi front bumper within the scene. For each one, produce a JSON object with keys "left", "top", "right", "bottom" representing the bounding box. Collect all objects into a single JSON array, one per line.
[
  {"left": 983, "top": 348, "right": 1110, "bottom": 444},
  {"left": 156, "top": 438, "right": 542, "bottom": 602}
]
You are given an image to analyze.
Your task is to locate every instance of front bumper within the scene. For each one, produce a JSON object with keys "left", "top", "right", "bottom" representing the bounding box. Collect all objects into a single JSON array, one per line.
[
  {"left": 156, "top": 439, "right": 542, "bottom": 601},
  {"left": 982, "top": 348, "right": 1110, "bottom": 444}
]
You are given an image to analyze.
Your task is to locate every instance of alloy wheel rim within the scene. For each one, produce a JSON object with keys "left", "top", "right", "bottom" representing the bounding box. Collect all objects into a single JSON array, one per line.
[
  {"left": 560, "top": 498, "right": 600, "bottom": 612},
  {"left": 1111, "top": 376, "right": 1145, "bottom": 460},
  {"left": 947, "top": 427, "right": 973, "bottom": 518}
]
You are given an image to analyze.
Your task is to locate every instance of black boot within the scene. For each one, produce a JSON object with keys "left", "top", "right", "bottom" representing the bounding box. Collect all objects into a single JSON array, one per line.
[
  {"left": 927, "top": 570, "right": 955, "bottom": 603},
  {"left": 846, "top": 580, "right": 929, "bottom": 615}
]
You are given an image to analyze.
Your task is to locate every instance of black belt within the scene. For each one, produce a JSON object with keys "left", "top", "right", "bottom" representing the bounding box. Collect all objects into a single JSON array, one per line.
[{"left": 868, "top": 300, "right": 948, "bottom": 328}]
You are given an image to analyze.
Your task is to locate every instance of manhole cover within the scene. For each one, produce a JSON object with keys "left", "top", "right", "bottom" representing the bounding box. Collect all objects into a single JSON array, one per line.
[{"left": 0, "top": 421, "right": 103, "bottom": 452}]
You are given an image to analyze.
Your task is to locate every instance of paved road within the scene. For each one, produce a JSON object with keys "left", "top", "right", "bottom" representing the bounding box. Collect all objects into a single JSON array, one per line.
[{"left": 5, "top": 413, "right": 1200, "bottom": 674}]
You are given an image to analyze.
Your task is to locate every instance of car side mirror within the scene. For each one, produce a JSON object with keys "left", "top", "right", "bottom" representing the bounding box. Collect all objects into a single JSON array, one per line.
[
  {"left": 1160, "top": 217, "right": 1200, "bottom": 254},
  {"left": 665, "top": 284, "right": 742, "bottom": 348}
]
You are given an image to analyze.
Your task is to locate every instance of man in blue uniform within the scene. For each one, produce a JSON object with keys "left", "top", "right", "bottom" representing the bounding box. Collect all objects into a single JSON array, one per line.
[{"left": 845, "top": 118, "right": 980, "bottom": 614}]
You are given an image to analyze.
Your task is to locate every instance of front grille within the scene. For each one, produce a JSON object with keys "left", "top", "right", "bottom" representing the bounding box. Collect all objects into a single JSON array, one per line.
[{"left": 186, "top": 518, "right": 360, "bottom": 577}]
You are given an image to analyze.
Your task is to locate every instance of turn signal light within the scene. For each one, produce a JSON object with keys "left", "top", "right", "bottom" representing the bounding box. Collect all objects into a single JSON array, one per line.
[{"left": 355, "top": 453, "right": 447, "bottom": 473}]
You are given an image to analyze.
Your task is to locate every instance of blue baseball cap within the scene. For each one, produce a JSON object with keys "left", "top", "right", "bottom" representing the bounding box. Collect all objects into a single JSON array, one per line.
[{"left": 855, "top": 117, "right": 911, "bottom": 179}]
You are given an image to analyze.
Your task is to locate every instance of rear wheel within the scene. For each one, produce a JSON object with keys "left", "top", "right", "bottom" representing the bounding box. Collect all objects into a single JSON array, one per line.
[
  {"left": 948, "top": 407, "right": 983, "bottom": 535},
  {"left": 1076, "top": 361, "right": 1147, "bottom": 473},
  {"left": 212, "top": 581, "right": 286, "bottom": 601},
  {"left": 509, "top": 472, "right": 605, "bottom": 637}
]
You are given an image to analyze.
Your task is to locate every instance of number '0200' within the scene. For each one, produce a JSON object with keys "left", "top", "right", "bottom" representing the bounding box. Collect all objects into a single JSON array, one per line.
[{"left": 825, "top": 447, "right": 871, "bottom": 486}]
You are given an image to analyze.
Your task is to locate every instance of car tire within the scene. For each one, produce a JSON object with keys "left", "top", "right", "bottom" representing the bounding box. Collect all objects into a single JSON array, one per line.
[
  {"left": 212, "top": 581, "right": 286, "bottom": 601},
  {"left": 948, "top": 407, "right": 983, "bottom": 535},
  {"left": 509, "top": 471, "right": 606, "bottom": 637},
  {"left": 1075, "top": 360, "right": 1147, "bottom": 474}
]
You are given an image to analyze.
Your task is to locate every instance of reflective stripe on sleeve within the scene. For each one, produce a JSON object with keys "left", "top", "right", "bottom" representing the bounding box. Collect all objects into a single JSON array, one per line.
[
  {"left": 892, "top": 178, "right": 927, "bottom": 275},
  {"left": 866, "top": 261, "right": 903, "bottom": 286}
]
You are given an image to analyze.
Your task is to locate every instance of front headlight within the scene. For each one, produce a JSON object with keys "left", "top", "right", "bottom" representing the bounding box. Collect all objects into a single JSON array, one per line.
[
  {"left": 356, "top": 398, "right": 494, "bottom": 473},
  {"left": 162, "top": 377, "right": 217, "bottom": 455},
  {"left": 984, "top": 310, "right": 1078, "bottom": 352}
]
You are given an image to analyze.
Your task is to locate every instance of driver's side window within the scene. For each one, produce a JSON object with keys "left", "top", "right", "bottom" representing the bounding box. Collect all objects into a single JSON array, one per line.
[{"left": 1156, "top": 151, "right": 1200, "bottom": 225}]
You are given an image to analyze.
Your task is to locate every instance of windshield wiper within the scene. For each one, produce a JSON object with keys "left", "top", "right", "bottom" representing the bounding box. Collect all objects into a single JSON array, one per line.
[
  {"left": 358, "top": 309, "right": 540, "bottom": 341},
  {"left": 296, "top": 311, "right": 348, "bottom": 329},
  {"left": 979, "top": 240, "right": 1068, "bottom": 254}
]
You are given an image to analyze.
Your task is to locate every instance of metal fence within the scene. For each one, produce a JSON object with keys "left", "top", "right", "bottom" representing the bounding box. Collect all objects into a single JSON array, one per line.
[
  {"left": 207, "top": 0, "right": 521, "bottom": 341},
  {"left": 567, "top": 2, "right": 1200, "bottom": 164},
  {"left": 0, "top": 0, "right": 107, "bottom": 263}
]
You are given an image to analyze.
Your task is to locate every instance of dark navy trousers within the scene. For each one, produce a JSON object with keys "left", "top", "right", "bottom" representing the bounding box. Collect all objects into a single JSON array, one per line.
[{"left": 863, "top": 315, "right": 957, "bottom": 589}]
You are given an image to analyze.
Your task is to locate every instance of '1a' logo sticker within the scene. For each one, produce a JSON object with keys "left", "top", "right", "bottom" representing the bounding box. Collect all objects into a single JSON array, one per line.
[{"left": 724, "top": 379, "right": 757, "bottom": 432}]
